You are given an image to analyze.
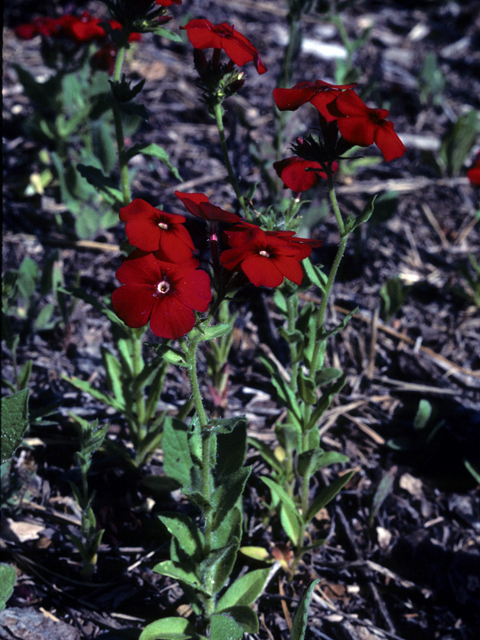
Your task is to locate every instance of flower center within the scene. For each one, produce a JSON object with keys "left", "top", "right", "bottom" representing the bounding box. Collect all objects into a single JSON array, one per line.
[
  {"left": 158, "top": 222, "right": 168, "bottom": 230},
  {"left": 259, "top": 250, "right": 270, "bottom": 258},
  {"left": 156, "top": 280, "right": 170, "bottom": 295}
]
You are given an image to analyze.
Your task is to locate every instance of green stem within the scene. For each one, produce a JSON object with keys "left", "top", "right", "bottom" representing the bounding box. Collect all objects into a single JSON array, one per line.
[
  {"left": 132, "top": 330, "right": 146, "bottom": 440},
  {"left": 310, "top": 168, "right": 347, "bottom": 370},
  {"left": 182, "top": 336, "right": 216, "bottom": 618},
  {"left": 213, "top": 102, "right": 250, "bottom": 219}
]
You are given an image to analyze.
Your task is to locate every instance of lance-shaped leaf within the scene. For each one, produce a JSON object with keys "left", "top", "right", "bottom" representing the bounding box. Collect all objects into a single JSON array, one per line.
[
  {"left": 247, "top": 438, "right": 283, "bottom": 475},
  {"left": 146, "top": 342, "right": 188, "bottom": 367},
  {"left": 216, "top": 567, "right": 272, "bottom": 611},
  {"left": 0, "top": 564, "right": 17, "bottom": 611},
  {"left": 214, "top": 419, "right": 247, "bottom": 479},
  {"left": 76, "top": 164, "right": 123, "bottom": 203},
  {"left": 261, "top": 477, "right": 303, "bottom": 531},
  {"left": 211, "top": 506, "right": 241, "bottom": 550},
  {"left": 212, "top": 467, "right": 251, "bottom": 531},
  {"left": 158, "top": 513, "right": 204, "bottom": 563},
  {"left": 306, "top": 470, "right": 355, "bottom": 523},
  {"left": 291, "top": 579, "right": 320, "bottom": 640},
  {"left": 101, "top": 346, "right": 126, "bottom": 407},
  {"left": 315, "top": 367, "right": 343, "bottom": 386},
  {"left": 305, "top": 374, "right": 346, "bottom": 432},
  {"left": 62, "top": 375, "right": 124, "bottom": 412},
  {"left": 162, "top": 417, "right": 193, "bottom": 488},
  {"left": 297, "top": 369, "right": 316, "bottom": 405},
  {"left": 200, "top": 541, "right": 239, "bottom": 595},
  {"left": 210, "top": 613, "right": 243, "bottom": 640},
  {"left": 1, "top": 388, "right": 29, "bottom": 463},
  {"left": 139, "top": 617, "right": 202, "bottom": 640},
  {"left": 302, "top": 257, "right": 327, "bottom": 293},
  {"left": 124, "top": 142, "right": 182, "bottom": 181},
  {"left": 213, "top": 606, "right": 259, "bottom": 634},
  {"left": 152, "top": 560, "right": 210, "bottom": 596},
  {"left": 270, "top": 374, "right": 303, "bottom": 428},
  {"left": 344, "top": 194, "right": 377, "bottom": 234}
]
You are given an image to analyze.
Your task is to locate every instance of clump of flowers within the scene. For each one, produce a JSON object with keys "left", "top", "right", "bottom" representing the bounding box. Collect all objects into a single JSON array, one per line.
[{"left": 273, "top": 78, "right": 406, "bottom": 191}]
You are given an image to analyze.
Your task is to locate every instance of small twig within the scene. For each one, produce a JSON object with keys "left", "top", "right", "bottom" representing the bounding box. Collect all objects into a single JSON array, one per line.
[{"left": 421, "top": 202, "right": 450, "bottom": 250}]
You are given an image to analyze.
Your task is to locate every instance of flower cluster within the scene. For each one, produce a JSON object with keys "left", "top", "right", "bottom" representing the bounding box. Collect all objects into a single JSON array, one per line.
[
  {"left": 273, "top": 79, "right": 406, "bottom": 191},
  {"left": 113, "top": 196, "right": 321, "bottom": 337},
  {"left": 181, "top": 19, "right": 267, "bottom": 75},
  {"left": 15, "top": 12, "right": 141, "bottom": 44},
  {"left": 112, "top": 199, "right": 211, "bottom": 340}
]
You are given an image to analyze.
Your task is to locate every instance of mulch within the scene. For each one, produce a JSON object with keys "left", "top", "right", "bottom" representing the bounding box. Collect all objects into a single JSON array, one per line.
[{"left": 2, "top": 1, "right": 480, "bottom": 639}]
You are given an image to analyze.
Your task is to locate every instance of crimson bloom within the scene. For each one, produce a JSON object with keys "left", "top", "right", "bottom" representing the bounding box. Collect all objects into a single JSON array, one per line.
[
  {"left": 333, "top": 90, "right": 405, "bottom": 162},
  {"left": 273, "top": 79, "right": 357, "bottom": 122},
  {"left": 15, "top": 12, "right": 141, "bottom": 44},
  {"left": 220, "top": 224, "right": 313, "bottom": 287},
  {"left": 120, "top": 199, "right": 196, "bottom": 261},
  {"left": 181, "top": 19, "right": 267, "bottom": 74},
  {"left": 467, "top": 154, "right": 480, "bottom": 186},
  {"left": 273, "top": 156, "right": 338, "bottom": 192},
  {"left": 174, "top": 191, "right": 240, "bottom": 224},
  {"left": 112, "top": 251, "right": 211, "bottom": 340}
]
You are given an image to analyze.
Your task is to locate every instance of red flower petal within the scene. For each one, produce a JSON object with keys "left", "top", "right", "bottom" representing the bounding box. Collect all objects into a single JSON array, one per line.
[
  {"left": 374, "top": 121, "right": 406, "bottom": 162},
  {"left": 273, "top": 157, "right": 325, "bottom": 192},
  {"left": 112, "top": 283, "right": 156, "bottom": 328},
  {"left": 241, "top": 255, "right": 284, "bottom": 287},
  {"left": 337, "top": 115, "right": 376, "bottom": 147},
  {"left": 181, "top": 19, "right": 223, "bottom": 49},
  {"left": 273, "top": 84, "right": 318, "bottom": 111},
  {"left": 149, "top": 294, "right": 196, "bottom": 340}
]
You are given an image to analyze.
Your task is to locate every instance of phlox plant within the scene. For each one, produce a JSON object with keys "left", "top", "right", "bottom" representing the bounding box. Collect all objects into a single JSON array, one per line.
[{"left": 6, "top": 1, "right": 408, "bottom": 638}]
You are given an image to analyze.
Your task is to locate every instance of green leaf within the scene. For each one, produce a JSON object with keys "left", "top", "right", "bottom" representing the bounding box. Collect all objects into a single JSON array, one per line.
[
  {"left": 270, "top": 375, "right": 303, "bottom": 428},
  {"left": 413, "top": 399, "right": 432, "bottom": 430},
  {"left": 273, "top": 288, "right": 288, "bottom": 314},
  {"left": 162, "top": 417, "right": 193, "bottom": 488},
  {"left": 76, "top": 164, "right": 122, "bottom": 203},
  {"left": 440, "top": 110, "right": 479, "bottom": 176},
  {"left": 212, "top": 468, "right": 250, "bottom": 531},
  {"left": 1, "top": 389, "right": 29, "bottom": 463},
  {"left": 464, "top": 459, "right": 480, "bottom": 484},
  {"left": 216, "top": 567, "right": 272, "bottom": 610},
  {"left": 125, "top": 142, "right": 182, "bottom": 181},
  {"left": 139, "top": 617, "right": 199, "bottom": 640},
  {"left": 306, "top": 470, "right": 355, "bottom": 523},
  {"left": 17, "top": 360, "right": 33, "bottom": 391},
  {"left": 201, "top": 542, "right": 239, "bottom": 594},
  {"left": 291, "top": 579, "right": 320, "bottom": 640},
  {"left": 210, "top": 614, "right": 244, "bottom": 640},
  {"left": 145, "top": 343, "right": 188, "bottom": 367},
  {"left": 305, "top": 374, "right": 346, "bottom": 431},
  {"left": 207, "top": 415, "right": 247, "bottom": 436},
  {"left": 280, "top": 498, "right": 302, "bottom": 545},
  {"left": 150, "top": 26, "right": 183, "bottom": 42},
  {"left": 315, "top": 367, "right": 343, "bottom": 386},
  {"left": 158, "top": 513, "right": 204, "bottom": 562},
  {"left": 211, "top": 507, "right": 241, "bottom": 551},
  {"left": 101, "top": 347, "right": 125, "bottom": 407},
  {"left": 152, "top": 560, "right": 209, "bottom": 596},
  {"left": 297, "top": 448, "right": 325, "bottom": 478},
  {"left": 297, "top": 370, "right": 316, "bottom": 405},
  {"left": 62, "top": 375, "right": 124, "bottom": 412},
  {"left": 261, "top": 477, "right": 302, "bottom": 528},
  {"left": 368, "top": 191, "right": 398, "bottom": 227},
  {"left": 215, "top": 419, "right": 247, "bottom": 478},
  {"left": 345, "top": 194, "right": 377, "bottom": 233},
  {"left": 302, "top": 257, "right": 327, "bottom": 292},
  {"left": 369, "top": 466, "right": 397, "bottom": 525},
  {"left": 214, "top": 607, "right": 258, "bottom": 634},
  {"left": 0, "top": 564, "right": 17, "bottom": 611},
  {"left": 247, "top": 437, "right": 283, "bottom": 475},
  {"left": 198, "top": 323, "right": 232, "bottom": 341}
]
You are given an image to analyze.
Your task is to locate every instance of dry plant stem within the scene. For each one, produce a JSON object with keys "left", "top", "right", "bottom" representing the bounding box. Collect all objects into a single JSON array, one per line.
[
  {"left": 112, "top": 43, "right": 132, "bottom": 205},
  {"left": 213, "top": 102, "right": 250, "bottom": 219}
]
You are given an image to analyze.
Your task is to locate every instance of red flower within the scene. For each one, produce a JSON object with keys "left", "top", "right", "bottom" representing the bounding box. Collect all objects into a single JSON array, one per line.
[
  {"left": 15, "top": 12, "right": 141, "bottom": 44},
  {"left": 155, "top": 0, "right": 182, "bottom": 5},
  {"left": 467, "top": 154, "right": 480, "bottom": 186},
  {"left": 273, "top": 156, "right": 338, "bottom": 192},
  {"left": 91, "top": 45, "right": 117, "bottom": 75},
  {"left": 181, "top": 19, "right": 267, "bottom": 74},
  {"left": 220, "top": 224, "right": 312, "bottom": 287},
  {"left": 273, "top": 79, "right": 357, "bottom": 122},
  {"left": 333, "top": 90, "right": 405, "bottom": 162},
  {"left": 120, "top": 199, "right": 196, "bottom": 261},
  {"left": 174, "top": 191, "right": 240, "bottom": 224},
  {"left": 112, "top": 251, "right": 212, "bottom": 340}
]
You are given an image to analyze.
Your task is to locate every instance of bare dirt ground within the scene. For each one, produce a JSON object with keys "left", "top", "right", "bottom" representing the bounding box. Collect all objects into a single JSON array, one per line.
[{"left": 2, "top": 1, "right": 480, "bottom": 639}]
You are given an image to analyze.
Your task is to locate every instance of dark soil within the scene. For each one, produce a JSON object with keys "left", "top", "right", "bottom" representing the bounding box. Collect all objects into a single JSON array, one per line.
[{"left": 2, "top": 1, "right": 480, "bottom": 639}]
